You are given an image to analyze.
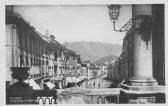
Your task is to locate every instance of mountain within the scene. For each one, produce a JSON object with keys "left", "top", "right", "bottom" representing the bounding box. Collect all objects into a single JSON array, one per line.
[
  {"left": 94, "top": 55, "right": 118, "bottom": 65},
  {"left": 64, "top": 41, "right": 122, "bottom": 62}
]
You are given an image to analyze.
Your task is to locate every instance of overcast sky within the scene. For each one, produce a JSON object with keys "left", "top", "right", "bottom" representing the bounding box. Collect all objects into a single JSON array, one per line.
[{"left": 14, "top": 5, "right": 132, "bottom": 45}]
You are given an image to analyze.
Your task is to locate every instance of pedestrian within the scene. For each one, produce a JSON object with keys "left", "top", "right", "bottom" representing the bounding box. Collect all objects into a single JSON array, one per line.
[
  {"left": 93, "top": 81, "right": 95, "bottom": 88},
  {"left": 98, "top": 83, "right": 100, "bottom": 88}
]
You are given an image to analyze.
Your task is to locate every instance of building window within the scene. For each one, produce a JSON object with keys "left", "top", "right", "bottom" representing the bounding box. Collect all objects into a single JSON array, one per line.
[
  {"left": 46, "top": 61, "right": 48, "bottom": 65},
  {"left": 35, "top": 40, "right": 37, "bottom": 55},
  {"left": 22, "top": 31, "right": 25, "bottom": 49},
  {"left": 25, "top": 56, "right": 29, "bottom": 66},
  {"left": 27, "top": 35, "right": 30, "bottom": 52},
  {"left": 30, "top": 57, "right": 33, "bottom": 66},
  {"left": 18, "top": 29, "right": 22, "bottom": 47},
  {"left": 39, "top": 60, "right": 41, "bottom": 66},
  {"left": 32, "top": 39, "right": 34, "bottom": 54},
  {"left": 25, "top": 34, "right": 27, "bottom": 50},
  {"left": 34, "top": 58, "right": 36, "bottom": 66},
  {"left": 19, "top": 55, "right": 24, "bottom": 67},
  {"left": 29, "top": 38, "right": 32, "bottom": 53},
  {"left": 42, "top": 60, "right": 44, "bottom": 65},
  {"left": 36, "top": 41, "right": 38, "bottom": 55}
]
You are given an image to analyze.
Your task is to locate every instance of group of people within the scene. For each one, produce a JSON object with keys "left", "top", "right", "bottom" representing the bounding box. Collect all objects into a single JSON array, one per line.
[{"left": 92, "top": 80, "right": 101, "bottom": 89}]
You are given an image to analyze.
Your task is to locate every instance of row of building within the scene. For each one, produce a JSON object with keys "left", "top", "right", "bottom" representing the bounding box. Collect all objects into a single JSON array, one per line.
[
  {"left": 6, "top": 6, "right": 82, "bottom": 89},
  {"left": 106, "top": 4, "right": 165, "bottom": 103},
  {"left": 107, "top": 11, "right": 165, "bottom": 86}
]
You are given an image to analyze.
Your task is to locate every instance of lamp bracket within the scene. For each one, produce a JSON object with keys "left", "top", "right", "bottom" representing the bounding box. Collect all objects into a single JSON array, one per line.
[{"left": 113, "top": 15, "right": 152, "bottom": 32}]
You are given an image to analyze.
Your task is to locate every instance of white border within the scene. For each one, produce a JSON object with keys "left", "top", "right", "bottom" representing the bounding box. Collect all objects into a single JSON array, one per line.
[
  {"left": 0, "top": 0, "right": 168, "bottom": 106},
  {"left": 3, "top": 0, "right": 168, "bottom": 5}
]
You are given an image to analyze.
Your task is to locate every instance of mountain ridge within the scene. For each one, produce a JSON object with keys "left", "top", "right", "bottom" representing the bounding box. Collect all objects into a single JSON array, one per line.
[
  {"left": 93, "top": 55, "right": 118, "bottom": 65},
  {"left": 64, "top": 41, "right": 122, "bottom": 62}
]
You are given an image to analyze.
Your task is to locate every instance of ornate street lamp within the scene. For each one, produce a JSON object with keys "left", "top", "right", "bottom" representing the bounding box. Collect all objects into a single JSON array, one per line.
[
  {"left": 107, "top": 4, "right": 152, "bottom": 47},
  {"left": 108, "top": 5, "right": 121, "bottom": 22},
  {"left": 107, "top": 4, "right": 133, "bottom": 32}
]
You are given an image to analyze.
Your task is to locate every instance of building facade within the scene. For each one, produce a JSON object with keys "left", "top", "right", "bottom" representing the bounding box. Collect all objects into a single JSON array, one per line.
[
  {"left": 6, "top": 6, "right": 82, "bottom": 90},
  {"left": 6, "top": 6, "right": 52, "bottom": 86}
]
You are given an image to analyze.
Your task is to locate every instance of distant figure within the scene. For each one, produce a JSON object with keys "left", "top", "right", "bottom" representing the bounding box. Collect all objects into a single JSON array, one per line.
[
  {"left": 77, "top": 82, "right": 80, "bottom": 87},
  {"left": 98, "top": 83, "right": 100, "bottom": 88},
  {"left": 93, "top": 81, "right": 95, "bottom": 88}
]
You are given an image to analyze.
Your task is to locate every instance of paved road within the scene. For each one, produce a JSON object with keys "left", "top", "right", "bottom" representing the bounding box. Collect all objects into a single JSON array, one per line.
[
  {"left": 57, "top": 87, "right": 120, "bottom": 104},
  {"left": 56, "top": 78, "right": 115, "bottom": 104},
  {"left": 81, "top": 78, "right": 112, "bottom": 89}
]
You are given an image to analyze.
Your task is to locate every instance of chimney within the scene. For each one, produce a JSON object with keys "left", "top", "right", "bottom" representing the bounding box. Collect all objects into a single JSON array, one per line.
[
  {"left": 50, "top": 35, "right": 55, "bottom": 41},
  {"left": 6, "top": 5, "right": 14, "bottom": 14}
]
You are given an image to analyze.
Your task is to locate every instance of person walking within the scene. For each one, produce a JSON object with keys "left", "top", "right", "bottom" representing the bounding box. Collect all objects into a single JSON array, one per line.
[
  {"left": 98, "top": 83, "right": 100, "bottom": 88},
  {"left": 93, "top": 81, "right": 95, "bottom": 88}
]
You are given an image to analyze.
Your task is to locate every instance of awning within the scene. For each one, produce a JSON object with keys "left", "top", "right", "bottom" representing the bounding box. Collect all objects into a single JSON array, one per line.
[
  {"left": 78, "top": 76, "right": 84, "bottom": 81},
  {"left": 53, "top": 76, "right": 63, "bottom": 81},
  {"left": 24, "top": 79, "right": 41, "bottom": 90},
  {"left": 66, "top": 77, "right": 73, "bottom": 83},
  {"left": 45, "top": 82, "right": 55, "bottom": 89},
  {"left": 75, "top": 78, "right": 81, "bottom": 82},
  {"left": 66, "top": 77, "right": 82, "bottom": 84},
  {"left": 78, "top": 76, "right": 87, "bottom": 80},
  {"left": 71, "top": 77, "right": 77, "bottom": 83},
  {"left": 81, "top": 76, "right": 87, "bottom": 79}
]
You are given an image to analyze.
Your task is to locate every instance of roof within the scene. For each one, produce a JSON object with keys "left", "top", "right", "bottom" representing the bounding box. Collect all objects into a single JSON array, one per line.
[
  {"left": 6, "top": 8, "right": 81, "bottom": 60},
  {"left": 6, "top": 11, "right": 50, "bottom": 46}
]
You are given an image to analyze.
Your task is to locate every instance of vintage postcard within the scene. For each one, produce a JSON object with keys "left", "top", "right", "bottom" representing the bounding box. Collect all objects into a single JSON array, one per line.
[{"left": 0, "top": 0, "right": 167, "bottom": 105}]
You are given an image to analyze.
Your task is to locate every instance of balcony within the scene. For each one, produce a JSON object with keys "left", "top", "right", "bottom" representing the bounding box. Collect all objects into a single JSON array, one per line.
[{"left": 6, "top": 89, "right": 57, "bottom": 104}]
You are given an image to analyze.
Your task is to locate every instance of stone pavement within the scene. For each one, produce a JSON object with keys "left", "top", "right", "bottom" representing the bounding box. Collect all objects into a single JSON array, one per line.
[
  {"left": 56, "top": 78, "right": 118, "bottom": 104},
  {"left": 82, "top": 78, "right": 113, "bottom": 89},
  {"left": 56, "top": 87, "right": 120, "bottom": 104}
]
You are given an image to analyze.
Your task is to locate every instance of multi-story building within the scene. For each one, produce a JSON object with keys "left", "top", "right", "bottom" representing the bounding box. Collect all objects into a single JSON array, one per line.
[
  {"left": 6, "top": 6, "right": 82, "bottom": 90},
  {"left": 6, "top": 6, "right": 52, "bottom": 87}
]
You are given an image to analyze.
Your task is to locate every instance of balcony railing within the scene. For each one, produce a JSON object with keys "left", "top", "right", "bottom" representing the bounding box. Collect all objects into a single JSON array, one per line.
[{"left": 6, "top": 89, "right": 57, "bottom": 104}]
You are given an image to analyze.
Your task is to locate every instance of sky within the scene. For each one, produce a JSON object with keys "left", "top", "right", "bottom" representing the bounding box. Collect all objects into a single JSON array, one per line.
[{"left": 14, "top": 5, "right": 132, "bottom": 45}]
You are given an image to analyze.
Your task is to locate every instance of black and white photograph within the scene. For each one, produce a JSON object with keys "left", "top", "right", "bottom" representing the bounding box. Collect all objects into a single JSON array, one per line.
[{"left": 1, "top": 1, "right": 167, "bottom": 105}]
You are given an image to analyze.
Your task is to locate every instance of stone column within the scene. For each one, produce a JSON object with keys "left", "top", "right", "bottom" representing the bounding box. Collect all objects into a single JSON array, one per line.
[
  {"left": 119, "top": 5, "right": 165, "bottom": 104},
  {"left": 129, "top": 5, "right": 157, "bottom": 86}
]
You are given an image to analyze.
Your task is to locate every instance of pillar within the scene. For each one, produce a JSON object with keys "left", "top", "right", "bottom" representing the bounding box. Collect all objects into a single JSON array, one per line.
[
  {"left": 120, "top": 5, "right": 165, "bottom": 104},
  {"left": 129, "top": 5, "right": 157, "bottom": 86}
]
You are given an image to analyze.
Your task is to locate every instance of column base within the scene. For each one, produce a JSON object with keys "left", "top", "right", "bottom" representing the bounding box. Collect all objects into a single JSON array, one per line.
[
  {"left": 128, "top": 77, "right": 158, "bottom": 86},
  {"left": 119, "top": 84, "right": 165, "bottom": 103}
]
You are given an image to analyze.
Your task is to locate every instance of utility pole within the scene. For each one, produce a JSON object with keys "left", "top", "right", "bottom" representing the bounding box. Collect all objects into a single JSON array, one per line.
[{"left": 87, "top": 63, "right": 90, "bottom": 89}]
